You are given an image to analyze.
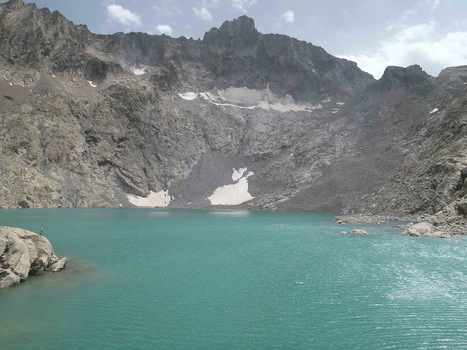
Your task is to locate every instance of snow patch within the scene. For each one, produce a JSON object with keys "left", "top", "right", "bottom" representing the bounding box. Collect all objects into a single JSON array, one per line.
[
  {"left": 9, "top": 82, "right": 12, "bottom": 86},
  {"left": 207, "top": 171, "right": 254, "bottom": 206},
  {"left": 430, "top": 108, "right": 439, "bottom": 114},
  {"left": 178, "top": 92, "right": 198, "bottom": 101},
  {"left": 232, "top": 167, "right": 247, "bottom": 181},
  {"left": 133, "top": 66, "right": 146, "bottom": 75},
  {"left": 127, "top": 190, "right": 172, "bottom": 207},
  {"left": 178, "top": 87, "right": 321, "bottom": 113},
  {"left": 88, "top": 81, "right": 97, "bottom": 88},
  {"left": 336, "top": 102, "right": 345, "bottom": 105}
]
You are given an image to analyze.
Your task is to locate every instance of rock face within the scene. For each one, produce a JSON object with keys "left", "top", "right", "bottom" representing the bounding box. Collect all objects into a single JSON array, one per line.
[
  {"left": 0, "top": 226, "right": 67, "bottom": 290},
  {"left": 0, "top": 0, "right": 467, "bottom": 228}
]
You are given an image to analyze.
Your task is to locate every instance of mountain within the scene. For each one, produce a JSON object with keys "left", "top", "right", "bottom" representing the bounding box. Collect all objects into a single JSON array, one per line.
[{"left": 0, "top": 0, "right": 466, "bottom": 227}]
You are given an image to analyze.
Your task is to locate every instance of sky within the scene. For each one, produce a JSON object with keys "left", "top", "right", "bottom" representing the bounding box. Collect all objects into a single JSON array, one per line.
[{"left": 3, "top": 0, "right": 467, "bottom": 78}]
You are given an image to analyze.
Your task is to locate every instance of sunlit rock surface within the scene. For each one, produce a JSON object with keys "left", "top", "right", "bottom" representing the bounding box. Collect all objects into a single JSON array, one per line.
[{"left": 0, "top": 227, "right": 67, "bottom": 290}]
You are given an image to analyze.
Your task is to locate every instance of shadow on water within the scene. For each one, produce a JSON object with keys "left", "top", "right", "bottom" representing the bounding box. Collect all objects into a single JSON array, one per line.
[
  {"left": 208, "top": 209, "right": 251, "bottom": 217},
  {"left": 5, "top": 259, "right": 103, "bottom": 292},
  {"left": 0, "top": 258, "right": 106, "bottom": 345}
]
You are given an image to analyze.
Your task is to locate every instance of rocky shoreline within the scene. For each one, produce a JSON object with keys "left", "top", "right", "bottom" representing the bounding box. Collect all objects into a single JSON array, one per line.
[
  {"left": 0, "top": 227, "right": 67, "bottom": 290},
  {"left": 334, "top": 213, "right": 466, "bottom": 238}
]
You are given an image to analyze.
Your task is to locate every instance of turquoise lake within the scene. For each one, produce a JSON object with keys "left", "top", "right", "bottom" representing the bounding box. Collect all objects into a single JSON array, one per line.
[{"left": 0, "top": 208, "right": 466, "bottom": 349}]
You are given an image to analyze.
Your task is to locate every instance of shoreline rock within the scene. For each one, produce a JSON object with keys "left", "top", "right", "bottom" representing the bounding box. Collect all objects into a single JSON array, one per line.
[
  {"left": 334, "top": 214, "right": 417, "bottom": 225},
  {"left": 0, "top": 227, "right": 67, "bottom": 290},
  {"left": 334, "top": 213, "right": 465, "bottom": 237},
  {"left": 402, "top": 222, "right": 451, "bottom": 238}
]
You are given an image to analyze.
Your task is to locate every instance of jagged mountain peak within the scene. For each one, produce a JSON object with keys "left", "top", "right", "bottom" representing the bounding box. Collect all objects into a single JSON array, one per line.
[
  {"left": 203, "top": 15, "right": 259, "bottom": 46},
  {"left": 220, "top": 15, "right": 257, "bottom": 32},
  {"left": 380, "top": 64, "right": 426, "bottom": 80},
  {"left": 6, "top": 0, "right": 25, "bottom": 6},
  {"left": 2, "top": 0, "right": 27, "bottom": 12},
  {"left": 438, "top": 65, "right": 467, "bottom": 76},
  {"left": 0, "top": 0, "right": 91, "bottom": 69},
  {"left": 437, "top": 65, "right": 467, "bottom": 88},
  {"left": 375, "top": 64, "right": 435, "bottom": 94}
]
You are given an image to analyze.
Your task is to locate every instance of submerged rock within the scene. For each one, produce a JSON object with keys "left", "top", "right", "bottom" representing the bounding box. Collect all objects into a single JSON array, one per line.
[
  {"left": 340, "top": 229, "right": 369, "bottom": 235},
  {"left": 49, "top": 257, "right": 68, "bottom": 272},
  {"left": 349, "top": 229, "right": 369, "bottom": 235},
  {"left": 0, "top": 227, "right": 67, "bottom": 290}
]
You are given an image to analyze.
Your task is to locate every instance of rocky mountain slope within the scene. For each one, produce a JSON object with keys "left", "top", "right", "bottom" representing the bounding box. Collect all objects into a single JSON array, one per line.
[{"left": 0, "top": 0, "right": 466, "bottom": 226}]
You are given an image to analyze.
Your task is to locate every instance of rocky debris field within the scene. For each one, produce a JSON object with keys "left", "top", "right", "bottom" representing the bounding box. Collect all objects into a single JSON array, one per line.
[{"left": 334, "top": 213, "right": 466, "bottom": 237}]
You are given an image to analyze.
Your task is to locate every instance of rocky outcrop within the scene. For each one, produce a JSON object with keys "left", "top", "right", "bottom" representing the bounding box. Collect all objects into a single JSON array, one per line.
[
  {"left": 0, "top": 226, "right": 67, "bottom": 290},
  {"left": 203, "top": 15, "right": 260, "bottom": 48},
  {"left": 402, "top": 222, "right": 451, "bottom": 238}
]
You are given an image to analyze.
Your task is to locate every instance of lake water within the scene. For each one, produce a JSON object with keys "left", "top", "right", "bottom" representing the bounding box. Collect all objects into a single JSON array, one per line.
[{"left": 0, "top": 208, "right": 466, "bottom": 349}]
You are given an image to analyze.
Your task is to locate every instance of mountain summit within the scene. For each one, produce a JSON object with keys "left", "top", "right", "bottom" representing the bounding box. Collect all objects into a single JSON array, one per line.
[{"left": 204, "top": 15, "right": 259, "bottom": 46}]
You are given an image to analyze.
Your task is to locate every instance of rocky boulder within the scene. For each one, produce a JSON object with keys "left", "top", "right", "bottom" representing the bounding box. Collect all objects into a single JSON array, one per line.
[
  {"left": 49, "top": 257, "right": 68, "bottom": 272},
  {"left": 0, "top": 227, "right": 67, "bottom": 290},
  {"left": 0, "top": 268, "right": 21, "bottom": 290},
  {"left": 340, "top": 229, "right": 369, "bottom": 235},
  {"left": 350, "top": 229, "right": 369, "bottom": 235},
  {"left": 402, "top": 222, "right": 451, "bottom": 238}
]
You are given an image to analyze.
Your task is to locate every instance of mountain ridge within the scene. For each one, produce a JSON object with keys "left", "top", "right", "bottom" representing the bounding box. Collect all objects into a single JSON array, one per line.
[{"left": 1, "top": 0, "right": 467, "bottom": 232}]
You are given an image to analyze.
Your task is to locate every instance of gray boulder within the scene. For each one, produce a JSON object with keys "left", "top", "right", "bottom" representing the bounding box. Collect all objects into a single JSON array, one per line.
[
  {"left": 49, "top": 257, "right": 68, "bottom": 272},
  {"left": 402, "top": 222, "right": 451, "bottom": 238},
  {"left": 0, "top": 228, "right": 30, "bottom": 280},
  {"left": 340, "top": 229, "right": 369, "bottom": 235},
  {"left": 0, "top": 227, "right": 67, "bottom": 290},
  {"left": 349, "top": 229, "right": 369, "bottom": 235},
  {"left": 0, "top": 268, "right": 21, "bottom": 289}
]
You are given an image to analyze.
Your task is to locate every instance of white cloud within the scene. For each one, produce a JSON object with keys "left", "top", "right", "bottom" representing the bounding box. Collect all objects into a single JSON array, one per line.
[
  {"left": 193, "top": 6, "right": 213, "bottom": 21},
  {"left": 425, "top": 0, "right": 441, "bottom": 11},
  {"left": 339, "top": 22, "right": 467, "bottom": 78},
  {"left": 397, "top": 21, "right": 437, "bottom": 42},
  {"left": 107, "top": 4, "right": 142, "bottom": 28},
  {"left": 155, "top": 24, "right": 173, "bottom": 35},
  {"left": 153, "top": 0, "right": 182, "bottom": 16},
  {"left": 401, "top": 9, "right": 417, "bottom": 22},
  {"left": 232, "top": 0, "right": 257, "bottom": 12},
  {"left": 281, "top": 10, "right": 295, "bottom": 24}
]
